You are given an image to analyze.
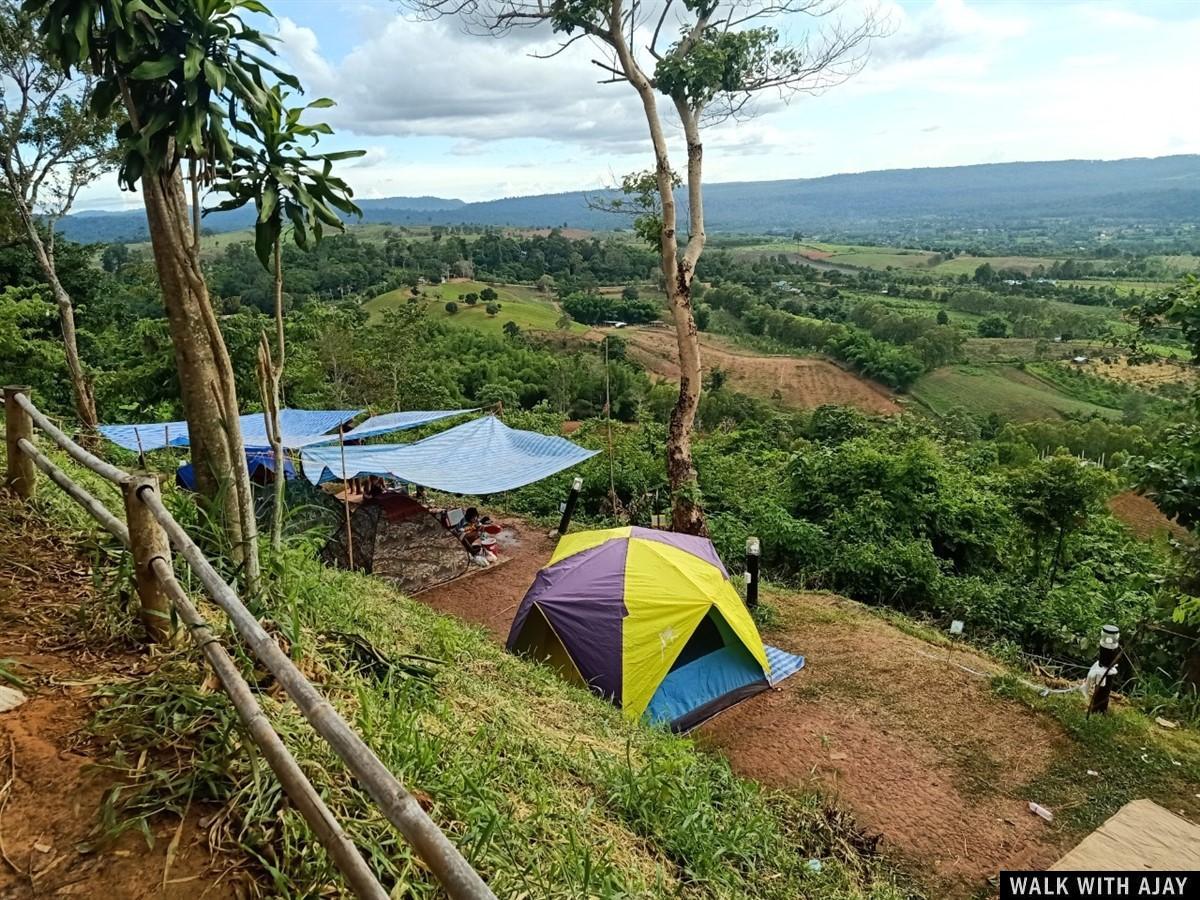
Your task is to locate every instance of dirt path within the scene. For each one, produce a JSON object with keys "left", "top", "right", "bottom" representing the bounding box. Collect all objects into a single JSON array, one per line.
[
  {"left": 0, "top": 503, "right": 240, "bottom": 899},
  {"left": 698, "top": 592, "right": 1070, "bottom": 897},
  {"left": 601, "top": 326, "right": 902, "bottom": 415},
  {"left": 418, "top": 527, "right": 1071, "bottom": 898}
]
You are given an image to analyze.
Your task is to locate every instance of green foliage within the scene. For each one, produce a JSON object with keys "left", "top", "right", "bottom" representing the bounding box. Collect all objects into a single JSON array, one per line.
[
  {"left": 561, "top": 291, "right": 659, "bottom": 325},
  {"left": 977, "top": 314, "right": 1009, "bottom": 338}
]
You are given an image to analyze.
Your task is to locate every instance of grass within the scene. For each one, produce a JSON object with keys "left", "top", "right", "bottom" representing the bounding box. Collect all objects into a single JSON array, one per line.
[
  {"left": 365, "top": 280, "right": 587, "bottom": 335},
  {"left": 992, "top": 675, "right": 1200, "bottom": 834},
  {"left": 911, "top": 364, "right": 1122, "bottom": 421},
  {"left": 0, "top": 432, "right": 909, "bottom": 899}
]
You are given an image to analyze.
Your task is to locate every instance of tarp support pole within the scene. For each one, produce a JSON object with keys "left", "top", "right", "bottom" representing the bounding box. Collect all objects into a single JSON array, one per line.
[{"left": 558, "top": 475, "right": 582, "bottom": 535}]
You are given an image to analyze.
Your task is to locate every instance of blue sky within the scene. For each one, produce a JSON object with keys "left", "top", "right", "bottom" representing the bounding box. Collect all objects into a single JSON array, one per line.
[{"left": 78, "top": 0, "right": 1200, "bottom": 210}]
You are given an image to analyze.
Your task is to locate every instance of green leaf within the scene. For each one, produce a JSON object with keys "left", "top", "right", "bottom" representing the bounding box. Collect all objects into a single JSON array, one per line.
[
  {"left": 258, "top": 185, "right": 278, "bottom": 224},
  {"left": 254, "top": 219, "right": 278, "bottom": 270},
  {"left": 130, "top": 56, "right": 178, "bottom": 80},
  {"left": 306, "top": 97, "right": 336, "bottom": 110},
  {"left": 202, "top": 59, "right": 228, "bottom": 93},
  {"left": 183, "top": 43, "right": 203, "bottom": 81}
]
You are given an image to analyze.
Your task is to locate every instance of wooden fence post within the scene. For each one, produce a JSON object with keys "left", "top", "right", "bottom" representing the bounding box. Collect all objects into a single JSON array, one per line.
[
  {"left": 121, "top": 474, "right": 175, "bottom": 644},
  {"left": 4, "top": 386, "right": 36, "bottom": 500}
]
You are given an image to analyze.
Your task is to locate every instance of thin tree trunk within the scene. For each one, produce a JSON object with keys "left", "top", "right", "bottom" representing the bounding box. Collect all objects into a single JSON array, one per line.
[
  {"left": 1047, "top": 526, "right": 1067, "bottom": 589},
  {"left": 269, "top": 239, "right": 285, "bottom": 551},
  {"left": 608, "top": 11, "right": 706, "bottom": 535},
  {"left": 4, "top": 180, "right": 98, "bottom": 430},
  {"left": 137, "top": 163, "right": 261, "bottom": 592}
]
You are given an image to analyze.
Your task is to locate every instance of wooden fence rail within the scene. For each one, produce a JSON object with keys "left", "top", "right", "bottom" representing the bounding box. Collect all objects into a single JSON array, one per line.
[{"left": 1, "top": 386, "right": 495, "bottom": 900}]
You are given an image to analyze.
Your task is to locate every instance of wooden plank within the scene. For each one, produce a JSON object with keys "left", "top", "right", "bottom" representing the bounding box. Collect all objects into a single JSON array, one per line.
[{"left": 1051, "top": 800, "right": 1200, "bottom": 871}]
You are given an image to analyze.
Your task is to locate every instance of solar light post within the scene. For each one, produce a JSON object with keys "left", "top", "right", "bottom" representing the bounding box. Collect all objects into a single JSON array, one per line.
[
  {"left": 745, "top": 536, "right": 761, "bottom": 610},
  {"left": 1088, "top": 624, "right": 1120, "bottom": 715},
  {"left": 558, "top": 476, "right": 583, "bottom": 535}
]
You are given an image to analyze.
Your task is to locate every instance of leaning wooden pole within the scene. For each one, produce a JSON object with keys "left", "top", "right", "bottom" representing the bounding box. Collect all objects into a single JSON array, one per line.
[
  {"left": 149, "top": 557, "right": 390, "bottom": 900},
  {"left": 136, "top": 484, "right": 496, "bottom": 900},
  {"left": 4, "top": 386, "right": 36, "bottom": 499}
]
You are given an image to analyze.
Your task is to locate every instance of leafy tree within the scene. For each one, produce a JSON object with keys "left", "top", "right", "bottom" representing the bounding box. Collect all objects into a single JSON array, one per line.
[
  {"left": 408, "top": 0, "right": 879, "bottom": 534},
  {"left": 479, "top": 286, "right": 498, "bottom": 303},
  {"left": 209, "top": 86, "right": 362, "bottom": 550},
  {"left": 977, "top": 315, "right": 1009, "bottom": 338},
  {"left": 28, "top": 0, "right": 320, "bottom": 590},
  {"left": 100, "top": 243, "right": 129, "bottom": 273},
  {"left": 621, "top": 285, "right": 639, "bottom": 301},
  {"left": 464, "top": 292, "right": 479, "bottom": 306},
  {"left": 485, "top": 301, "right": 501, "bottom": 316},
  {"left": 0, "top": 5, "right": 116, "bottom": 429},
  {"left": 445, "top": 300, "right": 458, "bottom": 314},
  {"left": 1007, "top": 453, "right": 1114, "bottom": 587},
  {"left": 973, "top": 262, "right": 996, "bottom": 284},
  {"left": 936, "top": 308, "right": 950, "bottom": 326},
  {"left": 502, "top": 320, "right": 521, "bottom": 340}
]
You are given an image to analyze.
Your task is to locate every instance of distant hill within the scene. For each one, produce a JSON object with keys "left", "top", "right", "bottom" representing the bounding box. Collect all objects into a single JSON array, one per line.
[{"left": 60, "top": 155, "right": 1200, "bottom": 244}]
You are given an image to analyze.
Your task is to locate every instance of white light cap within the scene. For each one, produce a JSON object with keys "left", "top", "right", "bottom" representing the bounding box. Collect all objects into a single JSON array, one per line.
[{"left": 746, "top": 536, "right": 761, "bottom": 556}]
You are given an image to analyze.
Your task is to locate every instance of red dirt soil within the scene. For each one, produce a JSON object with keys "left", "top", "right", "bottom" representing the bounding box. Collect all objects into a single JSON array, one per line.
[
  {"left": 417, "top": 527, "right": 1071, "bottom": 898},
  {"left": 1108, "top": 491, "right": 1188, "bottom": 542},
  {"left": 0, "top": 503, "right": 242, "bottom": 899},
  {"left": 607, "top": 327, "right": 902, "bottom": 415}
]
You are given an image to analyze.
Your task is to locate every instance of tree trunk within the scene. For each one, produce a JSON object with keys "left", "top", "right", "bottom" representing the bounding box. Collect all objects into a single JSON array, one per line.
[
  {"left": 1047, "top": 525, "right": 1067, "bottom": 589},
  {"left": 138, "top": 164, "right": 261, "bottom": 592},
  {"left": 268, "top": 239, "right": 285, "bottom": 552},
  {"left": 608, "top": 21, "right": 706, "bottom": 535},
  {"left": 5, "top": 183, "right": 98, "bottom": 430}
]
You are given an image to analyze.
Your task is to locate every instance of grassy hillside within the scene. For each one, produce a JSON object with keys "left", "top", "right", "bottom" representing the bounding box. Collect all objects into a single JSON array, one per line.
[
  {"left": 366, "top": 279, "right": 587, "bottom": 335},
  {"left": 3, "top": 437, "right": 911, "bottom": 899},
  {"left": 911, "top": 365, "right": 1122, "bottom": 421}
]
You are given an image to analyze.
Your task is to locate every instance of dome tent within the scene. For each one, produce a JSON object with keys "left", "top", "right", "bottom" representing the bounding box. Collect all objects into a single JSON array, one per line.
[{"left": 506, "top": 527, "right": 804, "bottom": 732}]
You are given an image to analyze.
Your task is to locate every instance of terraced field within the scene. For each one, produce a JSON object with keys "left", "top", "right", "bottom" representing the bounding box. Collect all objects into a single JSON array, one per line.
[{"left": 910, "top": 365, "right": 1121, "bottom": 421}]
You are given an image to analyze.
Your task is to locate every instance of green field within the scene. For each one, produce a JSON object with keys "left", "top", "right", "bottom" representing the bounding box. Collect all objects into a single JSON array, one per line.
[
  {"left": 365, "top": 279, "right": 587, "bottom": 335},
  {"left": 911, "top": 364, "right": 1122, "bottom": 421}
]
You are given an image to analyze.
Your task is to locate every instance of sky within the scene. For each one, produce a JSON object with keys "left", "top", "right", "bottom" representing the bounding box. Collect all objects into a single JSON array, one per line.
[{"left": 76, "top": 0, "right": 1200, "bottom": 211}]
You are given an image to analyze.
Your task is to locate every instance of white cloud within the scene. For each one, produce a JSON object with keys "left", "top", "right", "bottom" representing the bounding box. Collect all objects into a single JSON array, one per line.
[{"left": 276, "top": 15, "right": 649, "bottom": 148}]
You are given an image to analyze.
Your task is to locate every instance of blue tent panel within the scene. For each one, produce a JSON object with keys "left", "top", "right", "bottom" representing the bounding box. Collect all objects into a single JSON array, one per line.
[
  {"left": 337, "top": 409, "right": 474, "bottom": 442},
  {"left": 99, "top": 409, "right": 361, "bottom": 452},
  {"left": 646, "top": 643, "right": 805, "bottom": 731},
  {"left": 176, "top": 449, "right": 297, "bottom": 491},
  {"left": 299, "top": 415, "right": 598, "bottom": 495},
  {"left": 645, "top": 644, "right": 768, "bottom": 729}
]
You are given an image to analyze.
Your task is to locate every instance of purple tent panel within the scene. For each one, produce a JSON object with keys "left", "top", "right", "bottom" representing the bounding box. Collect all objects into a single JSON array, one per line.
[
  {"left": 507, "top": 540, "right": 629, "bottom": 704},
  {"left": 628, "top": 526, "right": 730, "bottom": 578}
]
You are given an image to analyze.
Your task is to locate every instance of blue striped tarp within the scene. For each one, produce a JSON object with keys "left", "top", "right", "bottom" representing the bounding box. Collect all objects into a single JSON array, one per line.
[
  {"left": 764, "top": 644, "right": 805, "bottom": 686},
  {"left": 300, "top": 415, "right": 598, "bottom": 494},
  {"left": 337, "top": 409, "right": 474, "bottom": 442},
  {"left": 98, "top": 409, "right": 362, "bottom": 452}
]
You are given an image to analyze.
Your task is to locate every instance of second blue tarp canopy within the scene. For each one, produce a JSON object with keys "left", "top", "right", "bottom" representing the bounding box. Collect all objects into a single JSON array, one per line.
[{"left": 300, "top": 415, "right": 598, "bottom": 495}]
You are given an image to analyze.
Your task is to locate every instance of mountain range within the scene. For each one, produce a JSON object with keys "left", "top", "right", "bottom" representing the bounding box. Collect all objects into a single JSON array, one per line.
[{"left": 58, "top": 155, "right": 1200, "bottom": 245}]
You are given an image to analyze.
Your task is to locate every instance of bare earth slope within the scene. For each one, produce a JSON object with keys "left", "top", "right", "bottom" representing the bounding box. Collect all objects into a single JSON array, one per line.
[
  {"left": 0, "top": 501, "right": 241, "bottom": 899},
  {"left": 597, "top": 327, "right": 902, "bottom": 415}
]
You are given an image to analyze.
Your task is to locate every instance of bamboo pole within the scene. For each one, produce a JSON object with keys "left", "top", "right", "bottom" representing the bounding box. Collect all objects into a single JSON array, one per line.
[
  {"left": 12, "top": 390, "right": 127, "bottom": 484},
  {"left": 135, "top": 484, "right": 496, "bottom": 900},
  {"left": 4, "top": 386, "right": 36, "bottom": 499},
  {"left": 149, "top": 558, "right": 389, "bottom": 900},
  {"left": 16, "top": 392, "right": 494, "bottom": 899},
  {"left": 17, "top": 438, "right": 127, "bottom": 541},
  {"left": 11, "top": 438, "right": 388, "bottom": 899},
  {"left": 121, "top": 474, "right": 175, "bottom": 644}
]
